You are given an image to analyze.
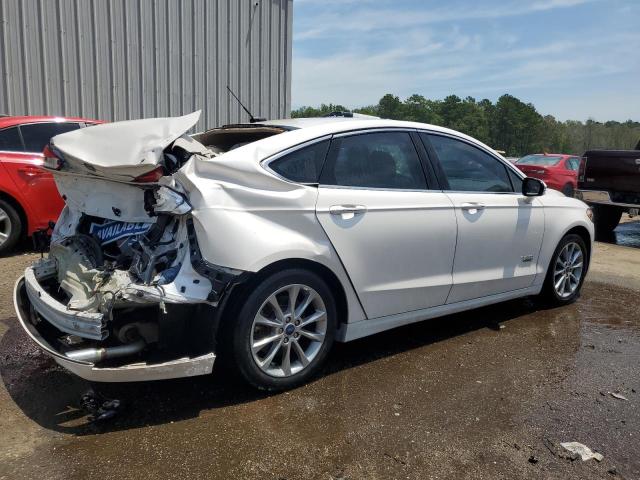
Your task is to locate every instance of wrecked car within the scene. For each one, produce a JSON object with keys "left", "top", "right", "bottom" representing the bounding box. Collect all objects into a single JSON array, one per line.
[{"left": 14, "top": 113, "right": 594, "bottom": 390}]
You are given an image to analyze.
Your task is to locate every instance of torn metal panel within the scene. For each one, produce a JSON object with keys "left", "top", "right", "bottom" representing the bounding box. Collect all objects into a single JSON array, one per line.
[{"left": 50, "top": 111, "right": 201, "bottom": 180}]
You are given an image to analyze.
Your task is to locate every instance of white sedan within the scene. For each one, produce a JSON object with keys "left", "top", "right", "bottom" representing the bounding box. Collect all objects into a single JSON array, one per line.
[{"left": 14, "top": 113, "right": 594, "bottom": 390}]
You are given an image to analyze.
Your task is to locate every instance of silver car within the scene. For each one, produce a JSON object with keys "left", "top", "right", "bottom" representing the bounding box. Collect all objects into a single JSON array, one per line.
[{"left": 14, "top": 113, "right": 594, "bottom": 390}]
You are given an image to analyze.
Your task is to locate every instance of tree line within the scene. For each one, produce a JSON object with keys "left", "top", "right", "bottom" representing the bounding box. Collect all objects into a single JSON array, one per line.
[{"left": 291, "top": 94, "right": 640, "bottom": 157}]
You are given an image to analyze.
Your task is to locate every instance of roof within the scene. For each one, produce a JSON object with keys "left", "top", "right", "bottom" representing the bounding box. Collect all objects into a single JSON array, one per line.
[
  {"left": 257, "top": 117, "right": 373, "bottom": 129},
  {"left": 0, "top": 115, "right": 101, "bottom": 129},
  {"left": 523, "top": 153, "right": 574, "bottom": 158},
  {"left": 240, "top": 117, "right": 505, "bottom": 162}
]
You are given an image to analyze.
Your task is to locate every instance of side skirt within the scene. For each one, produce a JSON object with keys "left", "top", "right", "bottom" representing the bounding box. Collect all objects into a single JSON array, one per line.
[{"left": 336, "top": 286, "right": 541, "bottom": 342}]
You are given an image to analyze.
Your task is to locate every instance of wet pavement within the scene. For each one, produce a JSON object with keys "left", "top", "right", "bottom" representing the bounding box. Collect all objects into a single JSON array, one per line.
[
  {"left": 1, "top": 247, "right": 639, "bottom": 480},
  {"left": 598, "top": 217, "right": 640, "bottom": 249}
]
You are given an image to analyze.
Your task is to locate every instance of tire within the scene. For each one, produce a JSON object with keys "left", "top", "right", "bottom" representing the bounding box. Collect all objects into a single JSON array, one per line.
[
  {"left": 540, "top": 233, "right": 588, "bottom": 306},
  {"left": 0, "top": 199, "right": 22, "bottom": 256},
  {"left": 227, "top": 268, "right": 336, "bottom": 391},
  {"left": 592, "top": 204, "right": 622, "bottom": 235},
  {"left": 561, "top": 183, "right": 574, "bottom": 197}
]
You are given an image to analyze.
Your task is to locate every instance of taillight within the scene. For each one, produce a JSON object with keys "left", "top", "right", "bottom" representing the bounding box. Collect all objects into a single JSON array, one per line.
[
  {"left": 42, "top": 144, "right": 64, "bottom": 170},
  {"left": 578, "top": 157, "right": 587, "bottom": 182},
  {"left": 134, "top": 166, "right": 165, "bottom": 183}
]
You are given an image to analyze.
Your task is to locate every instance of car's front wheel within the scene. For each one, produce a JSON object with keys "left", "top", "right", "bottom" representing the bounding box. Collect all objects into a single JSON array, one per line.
[
  {"left": 228, "top": 268, "right": 336, "bottom": 391},
  {"left": 540, "top": 233, "right": 588, "bottom": 305}
]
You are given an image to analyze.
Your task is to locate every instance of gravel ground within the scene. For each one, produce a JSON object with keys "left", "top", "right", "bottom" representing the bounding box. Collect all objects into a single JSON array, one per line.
[{"left": 0, "top": 223, "right": 639, "bottom": 480}]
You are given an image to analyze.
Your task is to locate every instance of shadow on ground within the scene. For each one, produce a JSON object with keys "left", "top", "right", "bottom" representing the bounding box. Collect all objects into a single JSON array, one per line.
[{"left": 0, "top": 295, "right": 546, "bottom": 436}]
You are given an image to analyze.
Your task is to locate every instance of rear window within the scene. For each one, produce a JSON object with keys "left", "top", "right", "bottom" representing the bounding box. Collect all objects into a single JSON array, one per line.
[
  {"left": 517, "top": 155, "right": 562, "bottom": 166},
  {"left": 0, "top": 126, "right": 24, "bottom": 152},
  {"left": 269, "top": 140, "right": 330, "bottom": 183},
  {"left": 20, "top": 122, "right": 81, "bottom": 153}
]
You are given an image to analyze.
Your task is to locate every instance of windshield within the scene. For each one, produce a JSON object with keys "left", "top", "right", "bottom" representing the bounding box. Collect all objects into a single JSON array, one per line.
[{"left": 517, "top": 155, "right": 562, "bottom": 166}]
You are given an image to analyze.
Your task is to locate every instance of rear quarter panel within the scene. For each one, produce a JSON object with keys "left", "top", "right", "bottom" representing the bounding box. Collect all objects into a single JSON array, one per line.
[{"left": 176, "top": 151, "right": 368, "bottom": 323}]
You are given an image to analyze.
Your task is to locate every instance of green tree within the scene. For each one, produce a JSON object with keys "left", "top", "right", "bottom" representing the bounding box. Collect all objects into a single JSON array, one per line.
[{"left": 290, "top": 93, "right": 640, "bottom": 156}]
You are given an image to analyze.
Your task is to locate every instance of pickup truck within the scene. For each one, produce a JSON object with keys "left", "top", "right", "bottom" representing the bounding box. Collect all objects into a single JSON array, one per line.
[{"left": 576, "top": 140, "right": 640, "bottom": 234}]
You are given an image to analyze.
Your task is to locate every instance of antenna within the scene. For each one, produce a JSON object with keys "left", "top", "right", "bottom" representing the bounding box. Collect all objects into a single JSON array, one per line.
[{"left": 226, "top": 85, "right": 265, "bottom": 123}]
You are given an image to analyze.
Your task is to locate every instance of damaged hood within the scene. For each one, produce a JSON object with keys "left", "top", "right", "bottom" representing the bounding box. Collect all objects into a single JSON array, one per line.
[{"left": 51, "top": 111, "right": 202, "bottom": 180}]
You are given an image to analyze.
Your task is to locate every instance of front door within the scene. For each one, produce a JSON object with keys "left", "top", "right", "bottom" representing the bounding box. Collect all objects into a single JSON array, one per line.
[
  {"left": 315, "top": 130, "right": 457, "bottom": 319},
  {"left": 422, "top": 133, "right": 545, "bottom": 304}
]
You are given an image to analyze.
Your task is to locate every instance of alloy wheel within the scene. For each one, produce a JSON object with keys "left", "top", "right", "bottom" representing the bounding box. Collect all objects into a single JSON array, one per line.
[
  {"left": 553, "top": 241, "right": 584, "bottom": 298},
  {"left": 0, "top": 206, "right": 12, "bottom": 248},
  {"left": 250, "top": 283, "right": 327, "bottom": 377}
]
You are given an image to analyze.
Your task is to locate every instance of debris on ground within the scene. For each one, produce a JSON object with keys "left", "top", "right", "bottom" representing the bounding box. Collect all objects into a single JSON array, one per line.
[
  {"left": 528, "top": 455, "right": 539, "bottom": 464},
  {"left": 80, "top": 389, "right": 123, "bottom": 423},
  {"left": 559, "top": 442, "right": 604, "bottom": 462},
  {"left": 609, "top": 392, "right": 629, "bottom": 401}
]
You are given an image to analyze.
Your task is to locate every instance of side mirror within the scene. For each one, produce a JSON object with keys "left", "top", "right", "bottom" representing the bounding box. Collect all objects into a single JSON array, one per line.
[{"left": 522, "top": 177, "right": 546, "bottom": 197}]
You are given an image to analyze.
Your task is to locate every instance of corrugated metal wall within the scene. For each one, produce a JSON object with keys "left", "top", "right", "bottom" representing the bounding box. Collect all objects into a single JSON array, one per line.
[{"left": 0, "top": 0, "right": 292, "bottom": 130}]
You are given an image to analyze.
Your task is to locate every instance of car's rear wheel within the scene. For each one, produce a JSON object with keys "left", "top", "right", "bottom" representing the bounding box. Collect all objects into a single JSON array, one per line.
[
  {"left": 592, "top": 204, "right": 622, "bottom": 235},
  {"left": 228, "top": 268, "right": 336, "bottom": 391},
  {"left": 0, "top": 199, "right": 22, "bottom": 256},
  {"left": 540, "top": 233, "right": 588, "bottom": 305}
]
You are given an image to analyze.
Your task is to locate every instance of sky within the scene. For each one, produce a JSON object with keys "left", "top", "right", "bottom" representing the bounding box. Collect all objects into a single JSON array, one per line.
[{"left": 292, "top": 0, "right": 640, "bottom": 121}]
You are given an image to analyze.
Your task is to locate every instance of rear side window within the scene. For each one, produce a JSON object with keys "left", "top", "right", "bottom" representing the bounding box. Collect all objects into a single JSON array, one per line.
[
  {"left": 0, "top": 127, "right": 24, "bottom": 152},
  {"left": 567, "top": 157, "right": 580, "bottom": 171},
  {"left": 269, "top": 140, "right": 330, "bottom": 183},
  {"left": 426, "top": 134, "right": 513, "bottom": 193},
  {"left": 20, "top": 122, "right": 81, "bottom": 153},
  {"left": 321, "top": 131, "right": 427, "bottom": 189}
]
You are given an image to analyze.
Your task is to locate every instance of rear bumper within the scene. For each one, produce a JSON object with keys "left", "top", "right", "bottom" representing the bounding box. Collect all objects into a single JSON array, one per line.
[
  {"left": 24, "top": 263, "right": 106, "bottom": 340},
  {"left": 575, "top": 189, "right": 640, "bottom": 209},
  {"left": 13, "top": 276, "right": 215, "bottom": 382}
]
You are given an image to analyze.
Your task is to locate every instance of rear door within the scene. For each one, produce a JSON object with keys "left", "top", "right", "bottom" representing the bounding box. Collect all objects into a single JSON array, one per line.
[
  {"left": 421, "top": 133, "right": 544, "bottom": 304},
  {"left": 315, "top": 130, "right": 457, "bottom": 319}
]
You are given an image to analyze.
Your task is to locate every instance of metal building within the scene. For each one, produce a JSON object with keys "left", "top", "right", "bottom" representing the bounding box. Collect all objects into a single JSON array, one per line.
[{"left": 0, "top": 0, "right": 293, "bottom": 130}]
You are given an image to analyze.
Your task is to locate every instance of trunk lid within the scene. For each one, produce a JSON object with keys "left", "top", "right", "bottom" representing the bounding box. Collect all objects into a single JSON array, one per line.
[
  {"left": 516, "top": 164, "right": 549, "bottom": 179},
  {"left": 49, "top": 111, "right": 201, "bottom": 181}
]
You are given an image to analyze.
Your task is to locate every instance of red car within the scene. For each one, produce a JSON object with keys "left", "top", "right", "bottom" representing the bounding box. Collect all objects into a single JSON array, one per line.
[
  {"left": 515, "top": 153, "right": 581, "bottom": 196},
  {"left": 0, "top": 116, "right": 101, "bottom": 254}
]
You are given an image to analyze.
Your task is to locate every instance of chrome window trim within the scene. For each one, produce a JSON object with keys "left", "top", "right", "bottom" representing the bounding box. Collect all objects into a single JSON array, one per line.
[
  {"left": 0, "top": 150, "right": 43, "bottom": 156},
  {"left": 317, "top": 184, "right": 441, "bottom": 193},
  {"left": 261, "top": 126, "right": 526, "bottom": 193}
]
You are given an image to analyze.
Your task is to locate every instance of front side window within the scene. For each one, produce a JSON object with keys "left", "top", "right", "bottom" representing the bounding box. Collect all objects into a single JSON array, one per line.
[
  {"left": 321, "top": 131, "right": 427, "bottom": 189},
  {"left": 0, "top": 127, "right": 24, "bottom": 152},
  {"left": 269, "top": 140, "right": 330, "bottom": 183},
  {"left": 20, "top": 122, "right": 81, "bottom": 153},
  {"left": 426, "top": 134, "right": 513, "bottom": 193}
]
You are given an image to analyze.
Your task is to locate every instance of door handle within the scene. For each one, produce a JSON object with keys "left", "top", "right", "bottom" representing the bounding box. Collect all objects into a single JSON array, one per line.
[
  {"left": 460, "top": 202, "right": 485, "bottom": 213},
  {"left": 329, "top": 205, "right": 367, "bottom": 217}
]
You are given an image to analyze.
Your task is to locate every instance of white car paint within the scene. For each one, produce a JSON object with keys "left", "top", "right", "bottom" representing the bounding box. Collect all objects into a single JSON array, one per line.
[
  {"left": 444, "top": 192, "right": 545, "bottom": 303},
  {"left": 13, "top": 113, "right": 594, "bottom": 382}
]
